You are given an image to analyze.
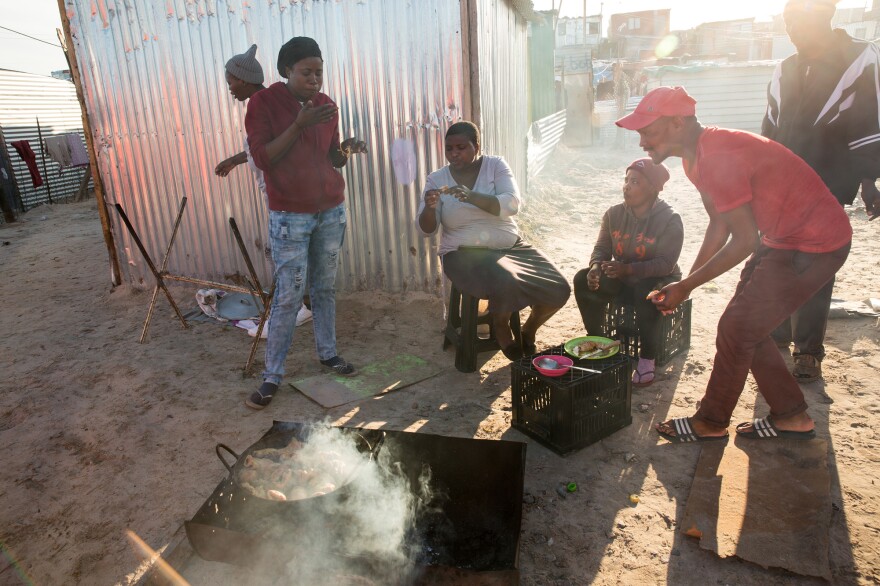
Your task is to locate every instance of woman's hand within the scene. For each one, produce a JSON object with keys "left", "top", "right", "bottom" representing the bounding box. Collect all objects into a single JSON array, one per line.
[
  {"left": 295, "top": 101, "right": 337, "bottom": 129},
  {"left": 587, "top": 264, "right": 602, "bottom": 291},
  {"left": 423, "top": 189, "right": 441, "bottom": 210},
  {"left": 447, "top": 185, "right": 474, "bottom": 203},
  {"left": 341, "top": 137, "right": 368, "bottom": 156},
  {"left": 600, "top": 260, "right": 631, "bottom": 279}
]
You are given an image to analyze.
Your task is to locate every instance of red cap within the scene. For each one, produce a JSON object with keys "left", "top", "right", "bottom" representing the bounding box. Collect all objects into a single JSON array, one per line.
[
  {"left": 615, "top": 86, "right": 697, "bottom": 131},
  {"left": 627, "top": 158, "right": 670, "bottom": 192}
]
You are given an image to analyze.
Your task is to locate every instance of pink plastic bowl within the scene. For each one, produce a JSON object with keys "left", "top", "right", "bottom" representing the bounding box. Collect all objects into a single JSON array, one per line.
[{"left": 532, "top": 355, "right": 574, "bottom": 377}]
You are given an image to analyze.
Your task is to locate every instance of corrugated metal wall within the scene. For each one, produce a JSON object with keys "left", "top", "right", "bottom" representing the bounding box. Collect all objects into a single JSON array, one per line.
[
  {"left": 528, "top": 16, "right": 557, "bottom": 122},
  {"left": 527, "top": 110, "right": 566, "bottom": 182},
  {"left": 475, "top": 0, "right": 530, "bottom": 193},
  {"left": 0, "top": 70, "right": 91, "bottom": 218},
  {"left": 647, "top": 62, "right": 778, "bottom": 133},
  {"left": 65, "top": 0, "right": 476, "bottom": 294}
]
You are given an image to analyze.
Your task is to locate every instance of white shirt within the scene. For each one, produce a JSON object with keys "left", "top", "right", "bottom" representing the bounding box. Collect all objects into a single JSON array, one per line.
[{"left": 416, "top": 155, "right": 521, "bottom": 256}]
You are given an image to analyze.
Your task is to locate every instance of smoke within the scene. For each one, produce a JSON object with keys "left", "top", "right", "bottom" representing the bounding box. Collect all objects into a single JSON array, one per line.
[{"left": 243, "top": 422, "right": 435, "bottom": 585}]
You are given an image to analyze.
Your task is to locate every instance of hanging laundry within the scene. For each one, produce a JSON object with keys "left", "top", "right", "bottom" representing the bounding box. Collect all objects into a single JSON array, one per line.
[
  {"left": 10, "top": 140, "right": 43, "bottom": 187},
  {"left": 44, "top": 133, "right": 90, "bottom": 169},
  {"left": 45, "top": 135, "right": 73, "bottom": 168},
  {"left": 68, "top": 134, "right": 90, "bottom": 167}
]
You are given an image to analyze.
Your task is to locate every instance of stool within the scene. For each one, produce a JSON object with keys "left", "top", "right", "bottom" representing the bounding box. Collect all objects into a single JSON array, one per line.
[
  {"left": 604, "top": 298, "right": 692, "bottom": 366},
  {"left": 443, "top": 285, "right": 522, "bottom": 373}
]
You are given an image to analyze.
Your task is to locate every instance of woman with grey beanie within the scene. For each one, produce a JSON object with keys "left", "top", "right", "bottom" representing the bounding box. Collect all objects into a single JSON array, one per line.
[{"left": 214, "top": 44, "right": 313, "bottom": 331}]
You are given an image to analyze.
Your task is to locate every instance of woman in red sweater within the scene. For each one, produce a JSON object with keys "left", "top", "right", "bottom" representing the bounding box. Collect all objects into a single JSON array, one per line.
[{"left": 243, "top": 37, "right": 367, "bottom": 410}]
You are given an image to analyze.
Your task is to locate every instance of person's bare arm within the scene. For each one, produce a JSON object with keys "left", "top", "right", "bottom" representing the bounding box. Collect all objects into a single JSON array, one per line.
[
  {"left": 682, "top": 204, "right": 759, "bottom": 291},
  {"left": 447, "top": 186, "right": 501, "bottom": 215},
  {"left": 215, "top": 151, "right": 248, "bottom": 177},
  {"left": 689, "top": 191, "right": 731, "bottom": 275},
  {"left": 655, "top": 195, "right": 759, "bottom": 311}
]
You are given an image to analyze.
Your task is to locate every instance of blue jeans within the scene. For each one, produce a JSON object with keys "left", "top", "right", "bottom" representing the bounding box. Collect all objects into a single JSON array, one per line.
[{"left": 263, "top": 204, "right": 346, "bottom": 385}]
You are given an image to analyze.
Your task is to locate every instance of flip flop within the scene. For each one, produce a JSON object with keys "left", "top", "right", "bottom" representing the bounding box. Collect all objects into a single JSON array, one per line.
[
  {"left": 735, "top": 416, "right": 816, "bottom": 440},
  {"left": 632, "top": 369, "right": 655, "bottom": 387},
  {"left": 657, "top": 417, "right": 729, "bottom": 444}
]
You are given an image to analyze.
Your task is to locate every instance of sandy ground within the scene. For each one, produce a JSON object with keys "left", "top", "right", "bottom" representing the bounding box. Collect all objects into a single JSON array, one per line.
[{"left": 1, "top": 143, "right": 879, "bottom": 586}]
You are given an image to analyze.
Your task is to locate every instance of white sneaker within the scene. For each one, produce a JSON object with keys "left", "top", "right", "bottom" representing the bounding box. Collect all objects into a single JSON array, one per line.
[
  {"left": 247, "top": 324, "right": 268, "bottom": 339},
  {"left": 296, "top": 306, "right": 313, "bottom": 326}
]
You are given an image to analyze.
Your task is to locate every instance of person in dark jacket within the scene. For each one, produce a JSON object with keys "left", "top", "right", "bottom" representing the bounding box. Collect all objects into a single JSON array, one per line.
[
  {"left": 762, "top": 0, "right": 880, "bottom": 382},
  {"left": 573, "top": 158, "right": 683, "bottom": 387}
]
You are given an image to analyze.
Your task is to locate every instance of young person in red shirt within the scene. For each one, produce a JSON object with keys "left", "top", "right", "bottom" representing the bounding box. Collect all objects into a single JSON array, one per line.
[
  {"left": 616, "top": 86, "right": 851, "bottom": 442},
  {"left": 243, "top": 37, "right": 367, "bottom": 410}
]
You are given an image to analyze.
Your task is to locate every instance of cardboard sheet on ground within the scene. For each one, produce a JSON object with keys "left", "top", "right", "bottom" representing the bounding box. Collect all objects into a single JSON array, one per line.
[
  {"left": 681, "top": 439, "right": 831, "bottom": 580},
  {"left": 290, "top": 354, "right": 441, "bottom": 408}
]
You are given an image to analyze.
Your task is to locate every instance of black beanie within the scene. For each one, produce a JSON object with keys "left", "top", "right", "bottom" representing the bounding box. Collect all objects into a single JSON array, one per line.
[{"left": 277, "top": 37, "right": 323, "bottom": 78}]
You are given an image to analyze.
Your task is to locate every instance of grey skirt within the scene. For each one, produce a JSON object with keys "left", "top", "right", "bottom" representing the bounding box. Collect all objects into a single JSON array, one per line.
[{"left": 442, "top": 241, "right": 571, "bottom": 313}]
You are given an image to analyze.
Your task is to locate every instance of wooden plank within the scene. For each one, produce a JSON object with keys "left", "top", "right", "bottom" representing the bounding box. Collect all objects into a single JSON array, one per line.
[{"left": 682, "top": 439, "right": 832, "bottom": 580}]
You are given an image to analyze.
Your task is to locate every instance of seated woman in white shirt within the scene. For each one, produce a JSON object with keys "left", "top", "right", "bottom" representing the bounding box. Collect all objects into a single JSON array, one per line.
[{"left": 415, "top": 121, "right": 570, "bottom": 360}]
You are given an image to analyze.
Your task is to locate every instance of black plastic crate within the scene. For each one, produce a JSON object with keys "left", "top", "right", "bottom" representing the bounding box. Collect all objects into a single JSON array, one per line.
[
  {"left": 603, "top": 298, "right": 692, "bottom": 366},
  {"left": 511, "top": 346, "right": 632, "bottom": 456}
]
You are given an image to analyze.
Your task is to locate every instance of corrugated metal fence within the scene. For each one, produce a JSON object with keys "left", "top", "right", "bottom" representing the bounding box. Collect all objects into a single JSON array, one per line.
[
  {"left": 0, "top": 70, "right": 92, "bottom": 219},
  {"left": 527, "top": 110, "right": 566, "bottom": 182},
  {"left": 646, "top": 62, "right": 779, "bottom": 133},
  {"left": 65, "top": 0, "right": 477, "bottom": 294},
  {"left": 590, "top": 62, "right": 779, "bottom": 148},
  {"left": 475, "top": 0, "right": 530, "bottom": 196}
]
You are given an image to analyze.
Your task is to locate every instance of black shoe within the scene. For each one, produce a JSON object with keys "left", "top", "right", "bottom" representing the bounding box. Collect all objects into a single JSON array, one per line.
[
  {"left": 320, "top": 356, "right": 358, "bottom": 377},
  {"left": 501, "top": 343, "right": 524, "bottom": 361},
  {"left": 246, "top": 382, "right": 278, "bottom": 410}
]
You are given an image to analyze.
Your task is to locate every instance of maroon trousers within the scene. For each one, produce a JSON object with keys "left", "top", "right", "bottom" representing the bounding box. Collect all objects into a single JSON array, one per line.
[{"left": 695, "top": 242, "right": 850, "bottom": 428}]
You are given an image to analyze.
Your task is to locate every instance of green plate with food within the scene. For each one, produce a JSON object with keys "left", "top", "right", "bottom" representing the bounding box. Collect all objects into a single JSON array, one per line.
[{"left": 564, "top": 336, "right": 621, "bottom": 360}]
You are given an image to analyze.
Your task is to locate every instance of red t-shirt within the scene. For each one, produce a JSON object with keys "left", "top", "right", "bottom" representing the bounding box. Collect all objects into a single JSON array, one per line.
[
  {"left": 683, "top": 127, "right": 852, "bottom": 253},
  {"left": 245, "top": 82, "right": 345, "bottom": 213}
]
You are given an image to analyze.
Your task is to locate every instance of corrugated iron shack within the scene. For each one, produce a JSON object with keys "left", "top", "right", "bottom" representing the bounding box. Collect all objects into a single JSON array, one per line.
[
  {"left": 0, "top": 69, "right": 92, "bottom": 222},
  {"left": 61, "top": 0, "right": 545, "bottom": 294}
]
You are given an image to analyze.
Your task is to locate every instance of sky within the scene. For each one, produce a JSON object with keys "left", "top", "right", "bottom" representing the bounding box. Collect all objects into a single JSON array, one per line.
[
  {"left": 0, "top": 0, "right": 68, "bottom": 77},
  {"left": 534, "top": 0, "right": 871, "bottom": 31},
  {"left": 0, "top": 0, "right": 874, "bottom": 77}
]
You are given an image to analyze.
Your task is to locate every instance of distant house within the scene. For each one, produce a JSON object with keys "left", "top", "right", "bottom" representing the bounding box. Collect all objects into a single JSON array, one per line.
[
  {"left": 553, "top": 15, "right": 602, "bottom": 74},
  {"left": 686, "top": 18, "right": 772, "bottom": 62},
  {"left": 607, "top": 9, "right": 671, "bottom": 61}
]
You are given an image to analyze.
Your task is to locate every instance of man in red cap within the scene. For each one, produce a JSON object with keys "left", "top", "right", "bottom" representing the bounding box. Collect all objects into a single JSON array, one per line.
[
  {"left": 762, "top": 0, "right": 880, "bottom": 383},
  {"left": 616, "top": 86, "right": 852, "bottom": 442}
]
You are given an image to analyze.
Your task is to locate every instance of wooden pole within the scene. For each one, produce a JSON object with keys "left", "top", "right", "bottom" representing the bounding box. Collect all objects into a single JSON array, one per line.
[
  {"left": 0, "top": 184, "right": 16, "bottom": 223},
  {"left": 35, "top": 117, "right": 53, "bottom": 204},
  {"left": 53, "top": 12, "right": 122, "bottom": 286},
  {"left": 0, "top": 125, "right": 25, "bottom": 211}
]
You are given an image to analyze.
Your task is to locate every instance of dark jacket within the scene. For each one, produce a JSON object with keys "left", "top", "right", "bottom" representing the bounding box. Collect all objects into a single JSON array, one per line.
[
  {"left": 589, "top": 199, "right": 683, "bottom": 286},
  {"left": 762, "top": 30, "right": 880, "bottom": 205}
]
